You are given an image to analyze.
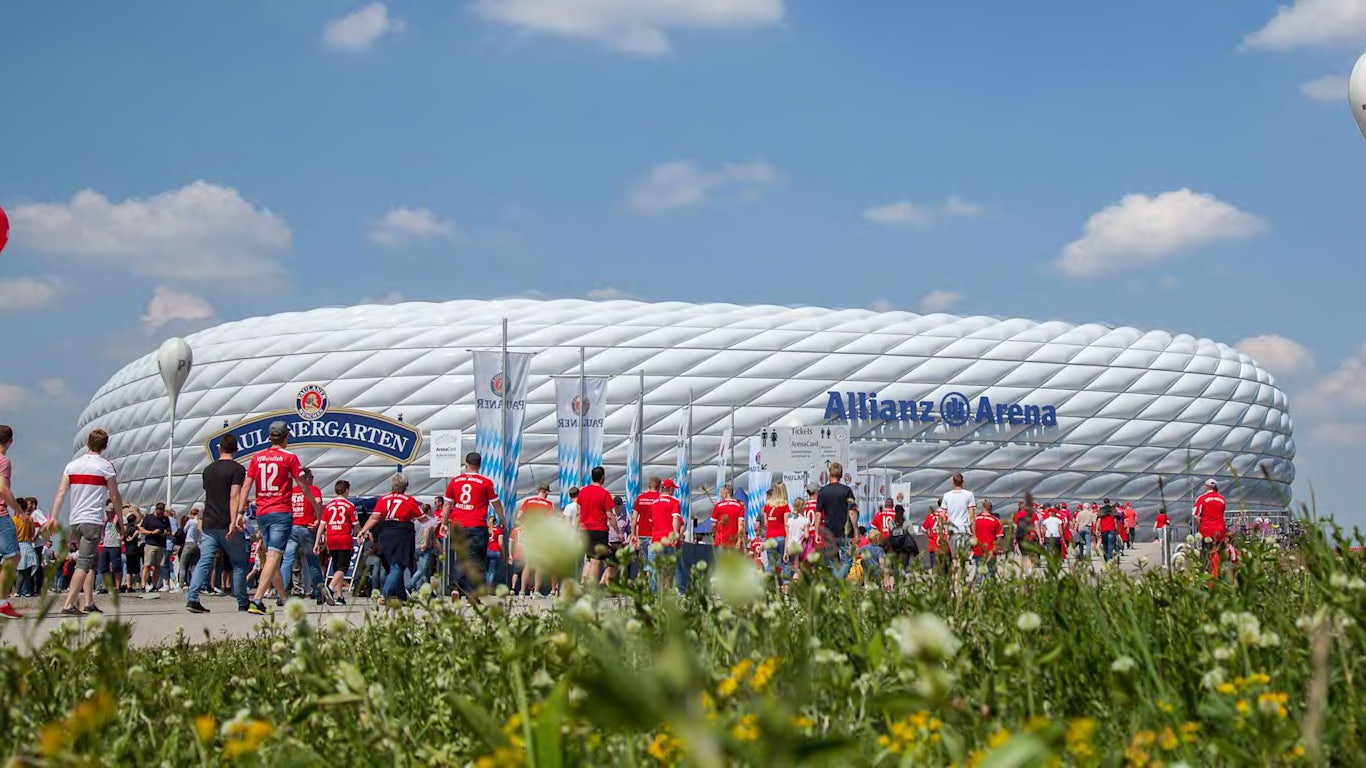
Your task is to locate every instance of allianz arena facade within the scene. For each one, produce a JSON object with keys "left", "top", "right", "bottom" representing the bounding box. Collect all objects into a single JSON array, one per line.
[{"left": 76, "top": 299, "right": 1296, "bottom": 518}]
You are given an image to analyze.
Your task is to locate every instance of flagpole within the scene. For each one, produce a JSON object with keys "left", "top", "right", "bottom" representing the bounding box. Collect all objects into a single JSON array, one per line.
[
  {"left": 501, "top": 318, "right": 510, "bottom": 526},
  {"left": 686, "top": 388, "right": 694, "bottom": 541},
  {"left": 728, "top": 406, "right": 736, "bottom": 490},
  {"left": 638, "top": 369, "right": 645, "bottom": 483}
]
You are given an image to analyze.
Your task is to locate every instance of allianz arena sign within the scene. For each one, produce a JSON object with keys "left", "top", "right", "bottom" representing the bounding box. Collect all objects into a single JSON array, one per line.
[{"left": 824, "top": 390, "right": 1059, "bottom": 427}]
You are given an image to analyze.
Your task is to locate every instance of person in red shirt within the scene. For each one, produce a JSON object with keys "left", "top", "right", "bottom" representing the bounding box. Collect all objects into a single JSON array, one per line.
[
  {"left": 238, "top": 421, "right": 320, "bottom": 616},
  {"left": 441, "top": 452, "right": 504, "bottom": 600},
  {"left": 873, "top": 499, "right": 896, "bottom": 541},
  {"left": 633, "top": 476, "right": 661, "bottom": 550},
  {"left": 711, "top": 485, "right": 745, "bottom": 550},
  {"left": 649, "top": 479, "right": 684, "bottom": 592},
  {"left": 283, "top": 468, "right": 329, "bottom": 605},
  {"left": 923, "top": 506, "right": 951, "bottom": 575},
  {"left": 486, "top": 515, "right": 505, "bottom": 588},
  {"left": 971, "top": 501, "right": 1004, "bottom": 581},
  {"left": 1096, "top": 502, "right": 1120, "bottom": 563},
  {"left": 1194, "top": 479, "right": 1228, "bottom": 575},
  {"left": 514, "top": 483, "right": 554, "bottom": 596},
  {"left": 761, "top": 486, "right": 791, "bottom": 578},
  {"left": 576, "top": 466, "right": 620, "bottom": 584},
  {"left": 358, "top": 473, "right": 431, "bottom": 603},
  {"left": 313, "top": 480, "right": 356, "bottom": 605}
]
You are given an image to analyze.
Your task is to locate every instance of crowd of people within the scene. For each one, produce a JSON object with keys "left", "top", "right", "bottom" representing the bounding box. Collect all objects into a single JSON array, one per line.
[{"left": 0, "top": 420, "right": 1236, "bottom": 619}]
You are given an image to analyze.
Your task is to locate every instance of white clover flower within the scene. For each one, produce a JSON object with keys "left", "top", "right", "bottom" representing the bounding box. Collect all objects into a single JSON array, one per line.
[
  {"left": 650, "top": 542, "right": 665, "bottom": 556},
  {"left": 1138, "top": 557, "right": 1150, "bottom": 567},
  {"left": 1330, "top": 573, "right": 1350, "bottom": 589},
  {"left": 1004, "top": 642, "right": 1020, "bottom": 658},
  {"left": 83, "top": 612, "right": 104, "bottom": 632},
  {"left": 785, "top": 539, "right": 803, "bottom": 555},
  {"left": 1111, "top": 656, "right": 1137, "bottom": 674},
  {"left": 550, "top": 632, "right": 570, "bottom": 648},
  {"left": 368, "top": 683, "right": 384, "bottom": 701},
  {"left": 807, "top": 636, "right": 823, "bottom": 650},
  {"left": 1295, "top": 615, "right": 1314, "bottom": 631},
  {"left": 283, "top": 597, "right": 308, "bottom": 623},
  {"left": 695, "top": 560, "right": 708, "bottom": 572},
  {"left": 709, "top": 551, "right": 766, "bottom": 608},
  {"left": 417, "top": 582, "right": 434, "bottom": 600},
  {"left": 1342, "top": 615, "right": 1357, "bottom": 629},
  {"left": 568, "top": 687, "right": 586, "bottom": 706},
  {"left": 170, "top": 685, "right": 184, "bottom": 697},
  {"left": 626, "top": 619, "right": 642, "bottom": 634},
  {"left": 128, "top": 665, "right": 145, "bottom": 678},
  {"left": 325, "top": 616, "right": 349, "bottom": 634},
  {"left": 1202, "top": 623, "right": 1220, "bottom": 636},
  {"left": 1016, "top": 612, "right": 1042, "bottom": 632},
  {"left": 370, "top": 590, "right": 381, "bottom": 600},
  {"left": 1201, "top": 667, "right": 1227, "bottom": 691},
  {"left": 521, "top": 514, "right": 587, "bottom": 579},
  {"left": 814, "top": 649, "right": 848, "bottom": 665},
  {"left": 568, "top": 597, "right": 596, "bottom": 623},
  {"left": 1348, "top": 577, "right": 1366, "bottom": 591},
  {"left": 716, "top": 607, "right": 734, "bottom": 624},
  {"left": 886, "top": 614, "right": 961, "bottom": 662},
  {"left": 1259, "top": 632, "right": 1281, "bottom": 648},
  {"left": 58, "top": 618, "right": 79, "bottom": 636},
  {"left": 494, "top": 584, "right": 511, "bottom": 598},
  {"left": 859, "top": 600, "right": 874, "bottom": 614},
  {"left": 531, "top": 669, "right": 555, "bottom": 689},
  {"left": 806, "top": 552, "right": 822, "bottom": 564},
  {"left": 1213, "top": 647, "right": 1233, "bottom": 662}
]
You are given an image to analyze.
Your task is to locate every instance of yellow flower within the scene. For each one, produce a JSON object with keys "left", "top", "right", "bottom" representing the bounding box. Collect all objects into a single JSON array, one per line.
[
  {"left": 1257, "top": 691, "right": 1290, "bottom": 718},
  {"left": 223, "top": 719, "right": 275, "bottom": 758},
  {"left": 1217, "top": 682, "right": 1238, "bottom": 695},
  {"left": 1159, "top": 726, "right": 1179, "bottom": 751},
  {"left": 791, "top": 715, "right": 815, "bottom": 730},
  {"left": 648, "top": 730, "right": 682, "bottom": 763},
  {"left": 1235, "top": 699, "right": 1251, "bottom": 716},
  {"left": 1157, "top": 699, "right": 1175, "bottom": 714},
  {"left": 475, "top": 746, "right": 524, "bottom": 768},
  {"left": 750, "top": 657, "right": 777, "bottom": 692},
  {"left": 37, "top": 692, "right": 117, "bottom": 758},
  {"left": 718, "top": 676, "right": 740, "bottom": 698},
  {"left": 193, "top": 715, "right": 217, "bottom": 743},
  {"left": 988, "top": 727, "right": 1012, "bottom": 749},
  {"left": 1066, "top": 718, "right": 1095, "bottom": 750},
  {"left": 731, "top": 714, "right": 761, "bottom": 742}
]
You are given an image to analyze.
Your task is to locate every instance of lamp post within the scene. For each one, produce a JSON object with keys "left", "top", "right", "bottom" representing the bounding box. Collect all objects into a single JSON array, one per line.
[{"left": 157, "top": 338, "right": 193, "bottom": 508}]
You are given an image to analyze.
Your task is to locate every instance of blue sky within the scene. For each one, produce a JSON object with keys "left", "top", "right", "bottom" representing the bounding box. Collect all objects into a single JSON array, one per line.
[{"left": 1, "top": 1, "right": 1364, "bottom": 527}]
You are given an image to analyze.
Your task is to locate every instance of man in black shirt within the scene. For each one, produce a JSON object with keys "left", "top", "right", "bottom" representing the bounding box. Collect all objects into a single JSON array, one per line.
[
  {"left": 187, "top": 434, "right": 250, "bottom": 613},
  {"left": 139, "top": 504, "right": 173, "bottom": 592},
  {"left": 816, "top": 462, "right": 857, "bottom": 579}
]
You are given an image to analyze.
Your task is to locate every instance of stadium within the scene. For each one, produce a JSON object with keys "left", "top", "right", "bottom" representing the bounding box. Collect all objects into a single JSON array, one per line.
[{"left": 75, "top": 299, "right": 1296, "bottom": 522}]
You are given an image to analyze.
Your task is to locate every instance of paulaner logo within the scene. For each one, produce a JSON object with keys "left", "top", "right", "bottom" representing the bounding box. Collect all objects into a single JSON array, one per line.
[{"left": 823, "top": 390, "right": 1058, "bottom": 427}]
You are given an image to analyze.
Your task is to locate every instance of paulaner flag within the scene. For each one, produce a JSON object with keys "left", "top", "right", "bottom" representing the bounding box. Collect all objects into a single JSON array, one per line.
[
  {"left": 625, "top": 400, "right": 642, "bottom": 508},
  {"left": 675, "top": 403, "right": 691, "bottom": 522},
  {"left": 715, "top": 427, "right": 732, "bottom": 493},
  {"left": 473, "top": 350, "right": 534, "bottom": 512},
  {"left": 746, "top": 470, "right": 771, "bottom": 540},
  {"left": 555, "top": 376, "right": 609, "bottom": 508}
]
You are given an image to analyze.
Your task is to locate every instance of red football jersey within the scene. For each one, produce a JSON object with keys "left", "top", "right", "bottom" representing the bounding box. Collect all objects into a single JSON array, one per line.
[
  {"left": 711, "top": 498, "right": 744, "bottom": 547},
  {"left": 651, "top": 495, "right": 683, "bottom": 541},
  {"left": 1194, "top": 491, "right": 1227, "bottom": 538},
  {"left": 374, "top": 493, "right": 423, "bottom": 523},
  {"left": 577, "top": 484, "right": 614, "bottom": 533},
  {"left": 873, "top": 508, "right": 896, "bottom": 537},
  {"left": 291, "top": 485, "right": 322, "bottom": 527},
  {"left": 444, "top": 473, "right": 498, "bottom": 528},
  {"left": 763, "top": 504, "right": 789, "bottom": 540},
  {"left": 972, "top": 513, "right": 1003, "bottom": 557},
  {"left": 322, "top": 498, "right": 357, "bottom": 550},
  {"left": 633, "top": 490, "right": 659, "bottom": 537},
  {"left": 247, "top": 447, "right": 302, "bottom": 516}
]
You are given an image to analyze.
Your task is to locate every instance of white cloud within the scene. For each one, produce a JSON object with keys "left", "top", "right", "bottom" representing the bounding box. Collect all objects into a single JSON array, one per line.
[
  {"left": 0, "top": 383, "right": 27, "bottom": 409},
  {"left": 917, "top": 290, "right": 962, "bottom": 314},
  {"left": 0, "top": 276, "right": 65, "bottom": 312},
  {"left": 1301, "top": 74, "right": 1349, "bottom": 102},
  {"left": 10, "top": 181, "right": 291, "bottom": 287},
  {"left": 1307, "top": 343, "right": 1366, "bottom": 409},
  {"left": 473, "top": 0, "right": 785, "bottom": 56},
  {"left": 867, "top": 299, "right": 895, "bottom": 313},
  {"left": 369, "top": 207, "right": 458, "bottom": 246},
  {"left": 360, "top": 290, "right": 406, "bottom": 305},
  {"left": 1244, "top": 0, "right": 1366, "bottom": 51},
  {"left": 585, "top": 287, "right": 635, "bottom": 301},
  {"left": 627, "top": 159, "right": 779, "bottom": 214},
  {"left": 1057, "top": 188, "right": 1265, "bottom": 278},
  {"left": 324, "top": 2, "right": 404, "bottom": 53},
  {"left": 862, "top": 196, "right": 983, "bottom": 228},
  {"left": 141, "top": 285, "right": 216, "bottom": 331},
  {"left": 38, "top": 378, "right": 74, "bottom": 400},
  {"left": 1236, "top": 335, "right": 1315, "bottom": 378}
]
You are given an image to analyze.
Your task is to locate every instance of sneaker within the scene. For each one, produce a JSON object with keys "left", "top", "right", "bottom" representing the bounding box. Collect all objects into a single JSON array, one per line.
[
  {"left": 238, "top": 604, "right": 250, "bottom": 612},
  {"left": 145, "top": 585, "right": 155, "bottom": 593},
  {"left": 316, "top": 596, "right": 326, "bottom": 606},
  {"left": 247, "top": 601, "right": 269, "bottom": 616},
  {"left": 322, "top": 584, "right": 337, "bottom": 606},
  {"left": 60, "top": 606, "right": 83, "bottom": 616},
  {"left": 186, "top": 601, "right": 210, "bottom": 614},
  {"left": 85, "top": 605, "right": 104, "bottom": 614},
  {"left": 0, "top": 603, "right": 24, "bottom": 619},
  {"left": 336, "top": 596, "right": 347, "bottom": 606},
  {"left": 96, "top": 588, "right": 109, "bottom": 595},
  {"left": 167, "top": 585, "right": 182, "bottom": 593},
  {"left": 158, "top": 586, "right": 171, "bottom": 593},
  {"left": 275, "top": 598, "right": 285, "bottom": 608}
]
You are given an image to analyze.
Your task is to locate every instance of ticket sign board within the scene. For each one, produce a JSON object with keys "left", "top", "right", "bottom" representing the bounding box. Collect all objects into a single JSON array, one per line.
[
  {"left": 754, "top": 426, "right": 850, "bottom": 490},
  {"left": 429, "top": 430, "right": 464, "bottom": 478}
]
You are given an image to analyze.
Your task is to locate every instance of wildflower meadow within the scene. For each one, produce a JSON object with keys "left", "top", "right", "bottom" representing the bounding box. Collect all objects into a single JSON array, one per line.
[{"left": 2, "top": 515, "right": 1363, "bottom": 767}]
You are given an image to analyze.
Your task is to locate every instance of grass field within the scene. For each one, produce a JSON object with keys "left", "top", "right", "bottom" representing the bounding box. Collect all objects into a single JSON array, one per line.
[{"left": 2, "top": 516, "right": 1362, "bottom": 767}]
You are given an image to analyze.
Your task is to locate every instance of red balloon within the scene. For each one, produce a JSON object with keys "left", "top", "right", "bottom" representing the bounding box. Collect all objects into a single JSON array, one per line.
[{"left": 0, "top": 204, "right": 8, "bottom": 255}]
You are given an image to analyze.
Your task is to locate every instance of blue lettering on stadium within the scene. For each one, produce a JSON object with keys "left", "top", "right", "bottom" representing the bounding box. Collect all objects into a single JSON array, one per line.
[
  {"left": 205, "top": 410, "right": 423, "bottom": 464},
  {"left": 823, "top": 391, "right": 1057, "bottom": 427}
]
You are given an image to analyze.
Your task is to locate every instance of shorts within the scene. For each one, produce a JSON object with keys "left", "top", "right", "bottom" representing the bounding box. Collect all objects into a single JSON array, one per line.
[
  {"left": 256, "top": 512, "right": 293, "bottom": 554},
  {"left": 328, "top": 548, "right": 353, "bottom": 576},
  {"left": 98, "top": 547, "right": 123, "bottom": 575},
  {"left": 74, "top": 523, "right": 103, "bottom": 571},
  {"left": 143, "top": 545, "right": 166, "bottom": 568},
  {"left": 584, "top": 530, "right": 610, "bottom": 559},
  {"left": 0, "top": 516, "right": 18, "bottom": 560}
]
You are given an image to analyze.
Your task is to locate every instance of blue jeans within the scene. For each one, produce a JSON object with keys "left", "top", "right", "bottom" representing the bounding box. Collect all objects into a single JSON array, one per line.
[
  {"left": 485, "top": 552, "right": 502, "bottom": 587},
  {"left": 382, "top": 561, "right": 408, "bottom": 601},
  {"left": 973, "top": 554, "right": 997, "bottom": 581},
  {"left": 188, "top": 528, "right": 249, "bottom": 608},
  {"left": 282, "top": 525, "right": 324, "bottom": 598},
  {"left": 0, "top": 515, "right": 19, "bottom": 560},
  {"left": 256, "top": 512, "right": 293, "bottom": 554},
  {"left": 833, "top": 537, "right": 853, "bottom": 579},
  {"left": 647, "top": 545, "right": 679, "bottom": 592},
  {"left": 1102, "top": 530, "right": 1118, "bottom": 561},
  {"left": 406, "top": 547, "right": 437, "bottom": 592},
  {"left": 1076, "top": 528, "right": 1092, "bottom": 557},
  {"left": 764, "top": 537, "right": 786, "bottom": 577}
]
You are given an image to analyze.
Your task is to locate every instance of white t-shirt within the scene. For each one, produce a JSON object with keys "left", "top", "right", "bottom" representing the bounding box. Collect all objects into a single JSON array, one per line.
[
  {"left": 184, "top": 518, "right": 203, "bottom": 546},
  {"left": 785, "top": 511, "right": 810, "bottom": 543},
  {"left": 942, "top": 488, "right": 977, "bottom": 534},
  {"left": 562, "top": 501, "right": 580, "bottom": 528},
  {"left": 102, "top": 519, "right": 122, "bottom": 548},
  {"left": 63, "top": 453, "right": 117, "bottom": 526},
  {"left": 1042, "top": 515, "right": 1064, "bottom": 538}
]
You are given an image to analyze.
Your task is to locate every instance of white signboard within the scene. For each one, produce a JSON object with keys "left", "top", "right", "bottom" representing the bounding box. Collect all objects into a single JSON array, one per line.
[
  {"left": 429, "top": 429, "right": 464, "bottom": 478},
  {"left": 754, "top": 425, "right": 850, "bottom": 490}
]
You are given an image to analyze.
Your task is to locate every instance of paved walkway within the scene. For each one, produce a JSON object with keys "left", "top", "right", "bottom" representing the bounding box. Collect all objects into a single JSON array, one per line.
[{"left": 1, "top": 540, "right": 1164, "bottom": 652}]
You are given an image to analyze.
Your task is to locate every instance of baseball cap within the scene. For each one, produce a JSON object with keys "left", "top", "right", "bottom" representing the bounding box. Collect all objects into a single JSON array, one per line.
[
  {"left": 661, "top": 478, "right": 678, "bottom": 490},
  {"left": 268, "top": 421, "right": 290, "bottom": 438},
  {"left": 1205, "top": 479, "right": 1218, "bottom": 488}
]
